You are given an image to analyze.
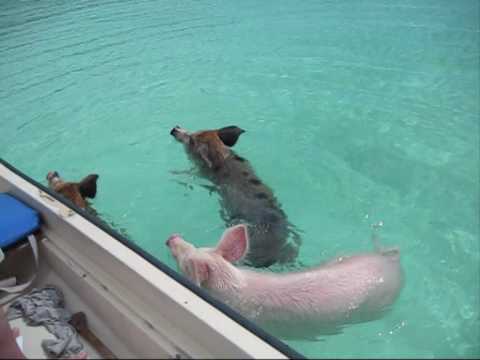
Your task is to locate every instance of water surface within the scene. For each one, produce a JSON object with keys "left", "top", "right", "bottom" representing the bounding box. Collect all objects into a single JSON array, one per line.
[{"left": 1, "top": 1, "right": 479, "bottom": 358}]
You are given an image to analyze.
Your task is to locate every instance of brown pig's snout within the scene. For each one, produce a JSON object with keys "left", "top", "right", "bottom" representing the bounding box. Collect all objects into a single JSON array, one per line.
[
  {"left": 47, "top": 171, "right": 59, "bottom": 181},
  {"left": 170, "top": 126, "right": 180, "bottom": 136}
]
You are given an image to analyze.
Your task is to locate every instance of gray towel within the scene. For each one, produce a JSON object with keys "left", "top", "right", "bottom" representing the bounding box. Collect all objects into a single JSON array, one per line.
[{"left": 6, "top": 285, "right": 84, "bottom": 357}]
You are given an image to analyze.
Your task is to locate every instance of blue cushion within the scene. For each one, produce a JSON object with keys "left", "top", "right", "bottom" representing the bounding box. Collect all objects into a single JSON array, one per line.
[{"left": 0, "top": 193, "right": 40, "bottom": 249}]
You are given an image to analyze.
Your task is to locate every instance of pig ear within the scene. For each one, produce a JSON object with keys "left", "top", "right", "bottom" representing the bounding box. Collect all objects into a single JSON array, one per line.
[
  {"left": 215, "top": 224, "right": 249, "bottom": 263},
  {"left": 217, "top": 126, "right": 245, "bottom": 147},
  {"left": 185, "top": 257, "right": 210, "bottom": 287},
  {"left": 79, "top": 174, "right": 99, "bottom": 199}
]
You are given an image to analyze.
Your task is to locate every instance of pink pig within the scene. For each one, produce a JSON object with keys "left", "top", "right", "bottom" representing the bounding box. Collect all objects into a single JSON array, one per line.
[{"left": 166, "top": 224, "right": 404, "bottom": 339}]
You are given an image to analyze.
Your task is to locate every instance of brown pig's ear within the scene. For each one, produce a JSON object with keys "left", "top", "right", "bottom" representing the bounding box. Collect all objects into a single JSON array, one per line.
[
  {"left": 217, "top": 126, "right": 245, "bottom": 147},
  {"left": 78, "top": 174, "right": 99, "bottom": 199}
]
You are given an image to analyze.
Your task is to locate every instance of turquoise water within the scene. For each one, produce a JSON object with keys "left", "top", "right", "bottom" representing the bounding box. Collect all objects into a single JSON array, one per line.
[{"left": 1, "top": 0, "right": 479, "bottom": 357}]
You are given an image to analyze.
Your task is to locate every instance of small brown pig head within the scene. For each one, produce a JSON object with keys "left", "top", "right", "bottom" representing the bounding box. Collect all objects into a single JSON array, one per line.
[
  {"left": 170, "top": 125, "right": 245, "bottom": 170},
  {"left": 46, "top": 171, "right": 99, "bottom": 209}
]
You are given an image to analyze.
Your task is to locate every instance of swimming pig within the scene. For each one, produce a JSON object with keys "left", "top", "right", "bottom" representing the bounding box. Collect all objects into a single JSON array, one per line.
[
  {"left": 166, "top": 224, "right": 404, "bottom": 339},
  {"left": 46, "top": 171, "right": 99, "bottom": 211},
  {"left": 170, "top": 125, "right": 301, "bottom": 268}
]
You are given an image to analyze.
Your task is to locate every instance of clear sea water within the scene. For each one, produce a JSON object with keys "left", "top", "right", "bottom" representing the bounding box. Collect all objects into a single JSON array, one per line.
[{"left": 1, "top": 0, "right": 478, "bottom": 358}]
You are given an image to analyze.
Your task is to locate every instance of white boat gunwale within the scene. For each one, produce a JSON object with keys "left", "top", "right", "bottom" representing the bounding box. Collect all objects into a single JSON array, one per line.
[{"left": 0, "top": 158, "right": 304, "bottom": 359}]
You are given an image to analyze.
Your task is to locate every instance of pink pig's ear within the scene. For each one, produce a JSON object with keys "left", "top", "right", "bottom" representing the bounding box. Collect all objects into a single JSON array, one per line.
[
  {"left": 215, "top": 224, "right": 249, "bottom": 263},
  {"left": 185, "top": 257, "right": 210, "bottom": 287}
]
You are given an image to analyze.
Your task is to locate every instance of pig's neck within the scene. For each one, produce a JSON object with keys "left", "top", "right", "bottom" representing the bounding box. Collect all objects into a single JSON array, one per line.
[{"left": 205, "top": 259, "right": 247, "bottom": 295}]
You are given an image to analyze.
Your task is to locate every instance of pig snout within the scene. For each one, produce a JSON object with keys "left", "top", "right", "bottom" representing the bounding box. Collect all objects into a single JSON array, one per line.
[
  {"left": 166, "top": 234, "right": 194, "bottom": 260},
  {"left": 170, "top": 126, "right": 187, "bottom": 137},
  {"left": 166, "top": 234, "right": 181, "bottom": 247},
  {"left": 46, "top": 171, "right": 59, "bottom": 181},
  {"left": 170, "top": 126, "right": 190, "bottom": 143}
]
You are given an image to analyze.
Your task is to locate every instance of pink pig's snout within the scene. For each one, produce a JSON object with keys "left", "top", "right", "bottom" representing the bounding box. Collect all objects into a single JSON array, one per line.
[
  {"left": 166, "top": 234, "right": 182, "bottom": 247},
  {"left": 166, "top": 234, "right": 196, "bottom": 260}
]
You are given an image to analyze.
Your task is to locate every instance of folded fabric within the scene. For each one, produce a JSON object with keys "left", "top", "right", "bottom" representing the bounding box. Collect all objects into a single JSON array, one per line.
[{"left": 7, "top": 285, "right": 84, "bottom": 357}]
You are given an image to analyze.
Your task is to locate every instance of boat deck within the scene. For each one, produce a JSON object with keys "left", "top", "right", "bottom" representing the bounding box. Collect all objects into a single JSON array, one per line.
[
  {"left": 7, "top": 316, "right": 102, "bottom": 359},
  {"left": 1, "top": 238, "right": 107, "bottom": 359}
]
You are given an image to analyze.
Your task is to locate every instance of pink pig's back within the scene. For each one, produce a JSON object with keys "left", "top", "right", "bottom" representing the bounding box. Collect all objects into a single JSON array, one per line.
[{"left": 233, "top": 250, "right": 403, "bottom": 338}]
